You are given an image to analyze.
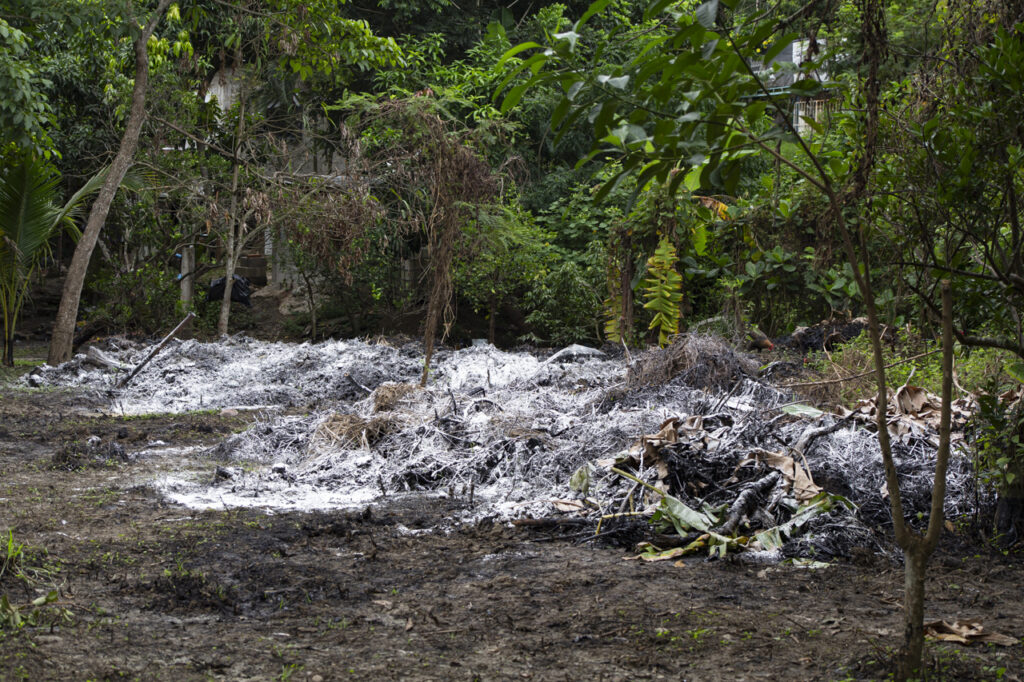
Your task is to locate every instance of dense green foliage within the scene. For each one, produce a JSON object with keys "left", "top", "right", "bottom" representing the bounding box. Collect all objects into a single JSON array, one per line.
[{"left": 1, "top": 0, "right": 1020, "bottom": 373}]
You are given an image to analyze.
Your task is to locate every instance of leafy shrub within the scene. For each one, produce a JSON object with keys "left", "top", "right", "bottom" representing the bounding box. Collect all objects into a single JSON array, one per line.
[
  {"left": 522, "top": 257, "right": 604, "bottom": 345},
  {"left": 973, "top": 388, "right": 1024, "bottom": 494},
  {"left": 85, "top": 262, "right": 181, "bottom": 335}
]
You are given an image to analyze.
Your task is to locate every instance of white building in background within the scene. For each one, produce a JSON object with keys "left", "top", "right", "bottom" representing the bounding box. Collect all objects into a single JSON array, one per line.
[
  {"left": 752, "top": 38, "right": 837, "bottom": 135},
  {"left": 205, "top": 63, "right": 245, "bottom": 114}
]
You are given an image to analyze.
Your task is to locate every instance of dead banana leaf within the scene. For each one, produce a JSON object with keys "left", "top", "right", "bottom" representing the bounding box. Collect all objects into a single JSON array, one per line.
[
  {"left": 741, "top": 449, "right": 821, "bottom": 502},
  {"left": 924, "top": 620, "right": 1018, "bottom": 646},
  {"left": 753, "top": 492, "right": 854, "bottom": 551},
  {"left": 626, "top": 541, "right": 702, "bottom": 562},
  {"left": 845, "top": 384, "right": 975, "bottom": 444},
  {"left": 550, "top": 499, "right": 587, "bottom": 512}
]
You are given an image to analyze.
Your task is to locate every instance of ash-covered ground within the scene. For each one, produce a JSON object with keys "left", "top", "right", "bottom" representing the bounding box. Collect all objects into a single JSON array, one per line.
[{"left": 28, "top": 334, "right": 983, "bottom": 562}]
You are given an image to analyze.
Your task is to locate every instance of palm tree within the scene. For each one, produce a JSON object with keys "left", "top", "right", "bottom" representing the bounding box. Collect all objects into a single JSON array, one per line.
[{"left": 0, "top": 156, "right": 104, "bottom": 366}]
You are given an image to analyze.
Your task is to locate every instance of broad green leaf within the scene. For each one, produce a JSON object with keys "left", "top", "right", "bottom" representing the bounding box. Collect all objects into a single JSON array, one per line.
[
  {"left": 802, "top": 115, "right": 825, "bottom": 135},
  {"left": 653, "top": 492, "right": 715, "bottom": 535},
  {"left": 692, "top": 224, "right": 708, "bottom": 256},
  {"left": 500, "top": 83, "right": 530, "bottom": 114},
  {"left": 684, "top": 167, "right": 702, "bottom": 191},
  {"left": 695, "top": 0, "right": 719, "bottom": 29},
  {"left": 758, "top": 33, "right": 799, "bottom": 65},
  {"left": 1007, "top": 361, "right": 1024, "bottom": 384},
  {"left": 789, "top": 78, "right": 823, "bottom": 95},
  {"left": 754, "top": 492, "right": 855, "bottom": 551},
  {"left": 644, "top": 0, "right": 676, "bottom": 21},
  {"left": 552, "top": 30, "right": 580, "bottom": 53},
  {"left": 780, "top": 403, "right": 825, "bottom": 418},
  {"left": 496, "top": 41, "right": 544, "bottom": 67},
  {"left": 551, "top": 97, "right": 571, "bottom": 130},
  {"left": 707, "top": 532, "right": 743, "bottom": 558},
  {"left": 575, "top": 0, "right": 614, "bottom": 29},
  {"left": 827, "top": 156, "right": 847, "bottom": 177}
]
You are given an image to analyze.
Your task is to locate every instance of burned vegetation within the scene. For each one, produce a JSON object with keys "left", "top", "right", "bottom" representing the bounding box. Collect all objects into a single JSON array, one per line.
[{"left": 28, "top": 332, "right": 987, "bottom": 565}]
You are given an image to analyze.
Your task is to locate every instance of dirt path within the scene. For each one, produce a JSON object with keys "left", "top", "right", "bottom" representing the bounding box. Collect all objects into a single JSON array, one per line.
[{"left": 0, "top": 386, "right": 1021, "bottom": 681}]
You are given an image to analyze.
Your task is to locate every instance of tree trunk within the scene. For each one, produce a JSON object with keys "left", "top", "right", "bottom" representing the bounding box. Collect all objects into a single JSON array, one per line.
[
  {"left": 179, "top": 243, "right": 194, "bottom": 338},
  {"left": 899, "top": 548, "right": 928, "bottom": 680},
  {"left": 217, "top": 254, "right": 237, "bottom": 336},
  {"left": 488, "top": 295, "right": 497, "bottom": 345},
  {"left": 47, "top": 0, "right": 172, "bottom": 366},
  {"left": 420, "top": 219, "right": 456, "bottom": 387},
  {"left": 2, "top": 328, "right": 12, "bottom": 367},
  {"left": 300, "top": 266, "right": 317, "bottom": 341},
  {"left": 218, "top": 67, "right": 246, "bottom": 337},
  {"left": 620, "top": 232, "right": 634, "bottom": 342}
]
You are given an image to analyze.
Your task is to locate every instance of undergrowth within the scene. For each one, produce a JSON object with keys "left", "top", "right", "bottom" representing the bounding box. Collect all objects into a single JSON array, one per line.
[
  {"left": 804, "top": 328, "right": 1016, "bottom": 408},
  {"left": 0, "top": 530, "right": 71, "bottom": 631}
]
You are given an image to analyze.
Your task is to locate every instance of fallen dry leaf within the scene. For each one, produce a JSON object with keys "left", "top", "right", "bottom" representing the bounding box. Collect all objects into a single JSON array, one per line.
[
  {"left": 550, "top": 499, "right": 586, "bottom": 512},
  {"left": 924, "top": 619, "right": 1018, "bottom": 646},
  {"left": 747, "top": 449, "right": 821, "bottom": 502}
]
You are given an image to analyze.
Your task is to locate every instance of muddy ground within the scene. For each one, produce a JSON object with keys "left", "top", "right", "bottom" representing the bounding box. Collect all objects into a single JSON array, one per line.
[{"left": 1, "top": 384, "right": 1022, "bottom": 681}]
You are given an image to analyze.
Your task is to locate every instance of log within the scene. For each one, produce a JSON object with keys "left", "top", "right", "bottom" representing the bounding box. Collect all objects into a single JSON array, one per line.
[
  {"left": 85, "top": 346, "right": 133, "bottom": 372},
  {"left": 512, "top": 517, "right": 589, "bottom": 529},
  {"left": 73, "top": 320, "right": 106, "bottom": 353},
  {"left": 792, "top": 413, "right": 855, "bottom": 456},
  {"left": 119, "top": 312, "right": 195, "bottom": 388},
  {"left": 651, "top": 531, "right": 703, "bottom": 548},
  {"left": 712, "top": 471, "right": 781, "bottom": 536}
]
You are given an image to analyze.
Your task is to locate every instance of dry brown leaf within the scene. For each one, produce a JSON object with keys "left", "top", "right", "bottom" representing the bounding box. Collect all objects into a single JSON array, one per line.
[
  {"left": 550, "top": 499, "right": 586, "bottom": 512},
  {"left": 924, "top": 620, "right": 1018, "bottom": 646},
  {"left": 895, "top": 384, "right": 930, "bottom": 415},
  {"left": 750, "top": 449, "right": 822, "bottom": 502}
]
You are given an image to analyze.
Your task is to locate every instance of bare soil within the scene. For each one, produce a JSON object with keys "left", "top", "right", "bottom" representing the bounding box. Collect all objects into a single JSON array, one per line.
[{"left": 1, "top": 386, "right": 1022, "bottom": 681}]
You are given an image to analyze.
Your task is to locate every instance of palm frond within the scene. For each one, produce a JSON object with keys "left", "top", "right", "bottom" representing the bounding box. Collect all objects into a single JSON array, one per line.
[
  {"left": 0, "top": 157, "right": 62, "bottom": 271},
  {"left": 56, "top": 165, "right": 110, "bottom": 239}
]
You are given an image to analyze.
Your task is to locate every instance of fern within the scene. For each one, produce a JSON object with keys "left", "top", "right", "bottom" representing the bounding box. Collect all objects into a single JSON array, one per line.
[{"left": 642, "top": 236, "right": 683, "bottom": 347}]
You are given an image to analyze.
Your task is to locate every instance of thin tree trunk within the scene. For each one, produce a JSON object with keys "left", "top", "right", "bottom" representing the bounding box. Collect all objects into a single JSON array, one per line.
[
  {"left": 488, "top": 295, "right": 497, "bottom": 345},
  {"left": 179, "top": 243, "right": 194, "bottom": 338},
  {"left": 899, "top": 547, "right": 928, "bottom": 680},
  {"left": 218, "top": 227, "right": 238, "bottom": 336},
  {"left": 218, "top": 64, "right": 246, "bottom": 337},
  {"left": 896, "top": 280, "right": 955, "bottom": 679},
  {"left": 47, "top": 0, "right": 172, "bottom": 365},
  {"left": 300, "top": 266, "right": 317, "bottom": 341},
  {"left": 2, "top": 291, "right": 11, "bottom": 365},
  {"left": 420, "top": 213, "right": 456, "bottom": 387},
  {"left": 620, "top": 231, "right": 634, "bottom": 342},
  {"left": 3, "top": 328, "right": 12, "bottom": 367}
]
